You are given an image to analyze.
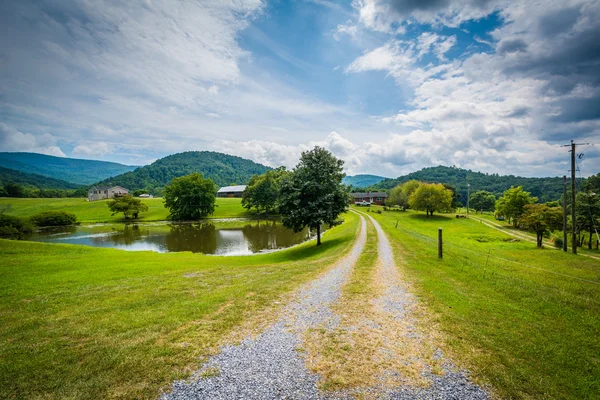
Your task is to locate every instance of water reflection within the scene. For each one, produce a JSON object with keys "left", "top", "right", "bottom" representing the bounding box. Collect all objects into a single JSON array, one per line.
[{"left": 28, "top": 220, "right": 312, "bottom": 255}]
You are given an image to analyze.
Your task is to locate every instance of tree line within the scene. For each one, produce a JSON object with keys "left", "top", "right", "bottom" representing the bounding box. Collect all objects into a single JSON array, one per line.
[{"left": 384, "top": 173, "right": 600, "bottom": 249}]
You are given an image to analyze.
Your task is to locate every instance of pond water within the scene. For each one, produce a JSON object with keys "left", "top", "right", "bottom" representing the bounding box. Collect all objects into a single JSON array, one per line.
[{"left": 26, "top": 220, "right": 314, "bottom": 255}]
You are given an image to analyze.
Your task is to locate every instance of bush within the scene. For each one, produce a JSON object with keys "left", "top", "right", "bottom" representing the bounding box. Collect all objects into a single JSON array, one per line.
[
  {"left": 553, "top": 237, "right": 564, "bottom": 249},
  {"left": 30, "top": 211, "right": 77, "bottom": 227},
  {"left": 377, "top": 210, "right": 382, "bottom": 214},
  {"left": 0, "top": 215, "right": 34, "bottom": 237}
]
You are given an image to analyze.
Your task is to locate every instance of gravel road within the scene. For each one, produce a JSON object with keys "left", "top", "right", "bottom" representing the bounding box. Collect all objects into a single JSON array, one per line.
[{"left": 162, "top": 216, "right": 367, "bottom": 400}]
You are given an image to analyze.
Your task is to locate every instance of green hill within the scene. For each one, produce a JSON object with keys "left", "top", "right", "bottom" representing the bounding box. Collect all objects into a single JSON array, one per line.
[
  {"left": 373, "top": 165, "right": 576, "bottom": 203},
  {"left": 0, "top": 166, "right": 82, "bottom": 190},
  {"left": 97, "top": 151, "right": 271, "bottom": 193},
  {"left": 343, "top": 174, "right": 386, "bottom": 188},
  {"left": 0, "top": 152, "right": 137, "bottom": 185}
]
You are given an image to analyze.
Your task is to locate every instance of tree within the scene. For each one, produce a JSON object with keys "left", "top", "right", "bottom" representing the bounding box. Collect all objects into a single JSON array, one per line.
[
  {"left": 469, "top": 190, "right": 496, "bottom": 213},
  {"left": 386, "top": 184, "right": 409, "bottom": 209},
  {"left": 495, "top": 186, "right": 537, "bottom": 227},
  {"left": 408, "top": 183, "right": 453, "bottom": 217},
  {"left": 163, "top": 173, "right": 216, "bottom": 220},
  {"left": 4, "top": 183, "right": 23, "bottom": 198},
  {"left": 242, "top": 168, "right": 288, "bottom": 214},
  {"left": 107, "top": 195, "right": 149, "bottom": 219},
  {"left": 520, "top": 204, "right": 563, "bottom": 247},
  {"left": 402, "top": 180, "right": 421, "bottom": 199},
  {"left": 575, "top": 191, "right": 600, "bottom": 249},
  {"left": 278, "top": 147, "right": 348, "bottom": 246}
]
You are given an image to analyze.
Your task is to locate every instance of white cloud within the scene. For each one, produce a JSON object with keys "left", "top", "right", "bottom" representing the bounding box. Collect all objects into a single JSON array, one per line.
[
  {"left": 0, "top": 123, "right": 66, "bottom": 157},
  {"left": 72, "top": 142, "right": 113, "bottom": 157}
]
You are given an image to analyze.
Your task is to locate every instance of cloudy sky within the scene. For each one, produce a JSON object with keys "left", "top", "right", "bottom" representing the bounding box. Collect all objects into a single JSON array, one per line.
[{"left": 1, "top": 0, "right": 599, "bottom": 177}]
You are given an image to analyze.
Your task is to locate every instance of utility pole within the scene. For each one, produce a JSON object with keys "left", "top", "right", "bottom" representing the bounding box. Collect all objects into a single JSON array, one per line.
[
  {"left": 561, "top": 140, "right": 589, "bottom": 255},
  {"left": 562, "top": 175, "right": 567, "bottom": 252}
]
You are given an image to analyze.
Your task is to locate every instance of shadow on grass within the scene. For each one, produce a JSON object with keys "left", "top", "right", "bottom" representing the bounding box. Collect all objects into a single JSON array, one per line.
[{"left": 407, "top": 213, "right": 454, "bottom": 222}]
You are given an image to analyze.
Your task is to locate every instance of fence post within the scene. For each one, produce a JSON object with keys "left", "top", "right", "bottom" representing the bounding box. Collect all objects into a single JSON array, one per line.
[{"left": 438, "top": 228, "right": 443, "bottom": 259}]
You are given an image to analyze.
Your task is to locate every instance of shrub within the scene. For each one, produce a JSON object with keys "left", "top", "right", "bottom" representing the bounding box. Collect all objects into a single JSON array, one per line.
[
  {"left": 0, "top": 215, "right": 34, "bottom": 237},
  {"left": 553, "top": 237, "right": 564, "bottom": 249},
  {"left": 30, "top": 211, "right": 77, "bottom": 227},
  {"left": 377, "top": 210, "right": 382, "bottom": 214}
]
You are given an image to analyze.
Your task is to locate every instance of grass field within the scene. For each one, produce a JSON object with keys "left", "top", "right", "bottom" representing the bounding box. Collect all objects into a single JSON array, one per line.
[
  {"left": 363, "top": 206, "right": 600, "bottom": 399},
  {"left": 0, "top": 197, "right": 251, "bottom": 223},
  {"left": 0, "top": 212, "right": 359, "bottom": 400}
]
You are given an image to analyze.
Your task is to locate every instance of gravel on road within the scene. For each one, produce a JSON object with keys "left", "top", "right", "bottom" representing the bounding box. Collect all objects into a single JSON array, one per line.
[{"left": 162, "top": 216, "right": 367, "bottom": 400}]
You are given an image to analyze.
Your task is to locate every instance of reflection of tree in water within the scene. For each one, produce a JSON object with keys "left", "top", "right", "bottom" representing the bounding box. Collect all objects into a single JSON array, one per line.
[
  {"left": 241, "top": 220, "right": 310, "bottom": 253},
  {"left": 166, "top": 222, "right": 217, "bottom": 254},
  {"left": 105, "top": 224, "right": 145, "bottom": 245}
]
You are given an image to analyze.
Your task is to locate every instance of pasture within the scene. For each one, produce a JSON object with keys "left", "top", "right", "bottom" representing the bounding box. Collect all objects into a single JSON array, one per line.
[{"left": 0, "top": 197, "right": 250, "bottom": 223}]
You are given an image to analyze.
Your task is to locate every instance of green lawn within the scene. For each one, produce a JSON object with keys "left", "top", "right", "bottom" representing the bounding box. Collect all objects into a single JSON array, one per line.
[
  {"left": 0, "top": 197, "right": 251, "bottom": 223},
  {"left": 0, "top": 212, "right": 359, "bottom": 400},
  {"left": 363, "top": 206, "right": 600, "bottom": 399}
]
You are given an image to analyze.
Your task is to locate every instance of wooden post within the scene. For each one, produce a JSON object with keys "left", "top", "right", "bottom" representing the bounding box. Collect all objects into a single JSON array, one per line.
[
  {"left": 438, "top": 228, "right": 443, "bottom": 259},
  {"left": 571, "top": 140, "right": 577, "bottom": 254}
]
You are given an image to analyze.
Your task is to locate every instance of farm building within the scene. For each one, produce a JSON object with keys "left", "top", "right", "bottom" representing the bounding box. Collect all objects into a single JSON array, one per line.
[
  {"left": 349, "top": 192, "right": 388, "bottom": 205},
  {"left": 88, "top": 186, "right": 129, "bottom": 201},
  {"left": 217, "top": 185, "right": 246, "bottom": 198}
]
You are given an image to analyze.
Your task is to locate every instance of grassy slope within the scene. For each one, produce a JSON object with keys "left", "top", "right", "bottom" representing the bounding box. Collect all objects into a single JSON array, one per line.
[
  {"left": 363, "top": 206, "right": 600, "bottom": 399},
  {"left": 0, "top": 197, "right": 251, "bottom": 223},
  {"left": 0, "top": 212, "right": 359, "bottom": 399}
]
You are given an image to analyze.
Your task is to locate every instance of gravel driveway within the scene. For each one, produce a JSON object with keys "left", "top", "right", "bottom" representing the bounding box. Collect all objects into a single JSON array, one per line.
[
  {"left": 162, "top": 215, "right": 367, "bottom": 400},
  {"left": 162, "top": 213, "right": 489, "bottom": 399}
]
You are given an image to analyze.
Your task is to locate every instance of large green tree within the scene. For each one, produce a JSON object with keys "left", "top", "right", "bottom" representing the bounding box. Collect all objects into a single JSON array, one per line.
[
  {"left": 495, "top": 186, "right": 537, "bottom": 227},
  {"left": 278, "top": 147, "right": 348, "bottom": 246},
  {"left": 408, "top": 183, "right": 453, "bottom": 217},
  {"left": 242, "top": 168, "right": 288, "bottom": 214},
  {"left": 520, "top": 204, "right": 563, "bottom": 247},
  {"left": 163, "top": 173, "right": 216, "bottom": 220},
  {"left": 470, "top": 190, "right": 496, "bottom": 213},
  {"left": 107, "top": 195, "right": 149, "bottom": 219}
]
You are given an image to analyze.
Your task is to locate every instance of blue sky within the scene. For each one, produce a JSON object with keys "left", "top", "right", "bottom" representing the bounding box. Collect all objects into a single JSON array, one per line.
[{"left": 0, "top": 0, "right": 599, "bottom": 177}]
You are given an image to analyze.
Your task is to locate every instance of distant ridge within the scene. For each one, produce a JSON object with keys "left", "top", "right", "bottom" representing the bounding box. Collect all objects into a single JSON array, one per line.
[
  {"left": 343, "top": 174, "right": 386, "bottom": 187},
  {"left": 0, "top": 166, "right": 82, "bottom": 190},
  {"left": 0, "top": 152, "right": 137, "bottom": 185},
  {"left": 96, "top": 151, "right": 271, "bottom": 193},
  {"left": 372, "top": 165, "right": 571, "bottom": 203}
]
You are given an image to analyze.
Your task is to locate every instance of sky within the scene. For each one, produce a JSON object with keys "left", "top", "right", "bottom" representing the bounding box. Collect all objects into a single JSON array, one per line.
[{"left": 0, "top": 0, "right": 599, "bottom": 178}]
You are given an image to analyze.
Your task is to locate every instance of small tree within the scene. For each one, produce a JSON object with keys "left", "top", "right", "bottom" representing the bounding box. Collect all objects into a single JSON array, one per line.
[
  {"left": 242, "top": 168, "right": 287, "bottom": 214},
  {"left": 278, "top": 147, "right": 348, "bottom": 246},
  {"left": 575, "top": 191, "right": 600, "bottom": 249},
  {"left": 495, "top": 186, "right": 537, "bottom": 227},
  {"left": 520, "top": 204, "right": 563, "bottom": 247},
  {"left": 470, "top": 190, "right": 496, "bottom": 213},
  {"left": 386, "top": 184, "right": 409, "bottom": 209},
  {"left": 108, "top": 195, "right": 149, "bottom": 219},
  {"left": 164, "top": 173, "right": 216, "bottom": 220},
  {"left": 408, "top": 183, "right": 453, "bottom": 217}
]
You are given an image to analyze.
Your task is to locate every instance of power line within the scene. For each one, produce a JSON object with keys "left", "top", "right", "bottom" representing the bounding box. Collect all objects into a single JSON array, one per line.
[{"left": 561, "top": 140, "right": 589, "bottom": 254}]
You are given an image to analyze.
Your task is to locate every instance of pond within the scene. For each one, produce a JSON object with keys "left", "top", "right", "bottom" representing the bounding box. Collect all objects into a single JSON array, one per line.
[{"left": 26, "top": 219, "right": 314, "bottom": 255}]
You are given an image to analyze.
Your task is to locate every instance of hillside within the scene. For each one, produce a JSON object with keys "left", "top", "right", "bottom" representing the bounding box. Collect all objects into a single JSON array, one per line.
[
  {"left": 373, "top": 166, "right": 576, "bottom": 203},
  {"left": 97, "top": 151, "right": 271, "bottom": 193},
  {"left": 0, "top": 166, "right": 82, "bottom": 190},
  {"left": 0, "top": 152, "right": 137, "bottom": 185},
  {"left": 343, "top": 174, "right": 386, "bottom": 188}
]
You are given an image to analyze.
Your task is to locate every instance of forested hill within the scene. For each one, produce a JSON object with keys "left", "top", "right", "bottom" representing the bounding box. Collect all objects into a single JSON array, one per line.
[
  {"left": 97, "top": 151, "right": 271, "bottom": 193},
  {"left": 0, "top": 152, "right": 136, "bottom": 185},
  {"left": 373, "top": 166, "right": 575, "bottom": 203},
  {"left": 0, "top": 166, "right": 82, "bottom": 190},
  {"left": 343, "top": 174, "right": 386, "bottom": 187}
]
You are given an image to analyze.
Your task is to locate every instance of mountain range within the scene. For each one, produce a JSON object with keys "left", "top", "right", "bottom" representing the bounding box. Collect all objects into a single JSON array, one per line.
[
  {"left": 0, "top": 151, "right": 592, "bottom": 203},
  {"left": 0, "top": 152, "right": 136, "bottom": 185},
  {"left": 96, "top": 151, "right": 271, "bottom": 192}
]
